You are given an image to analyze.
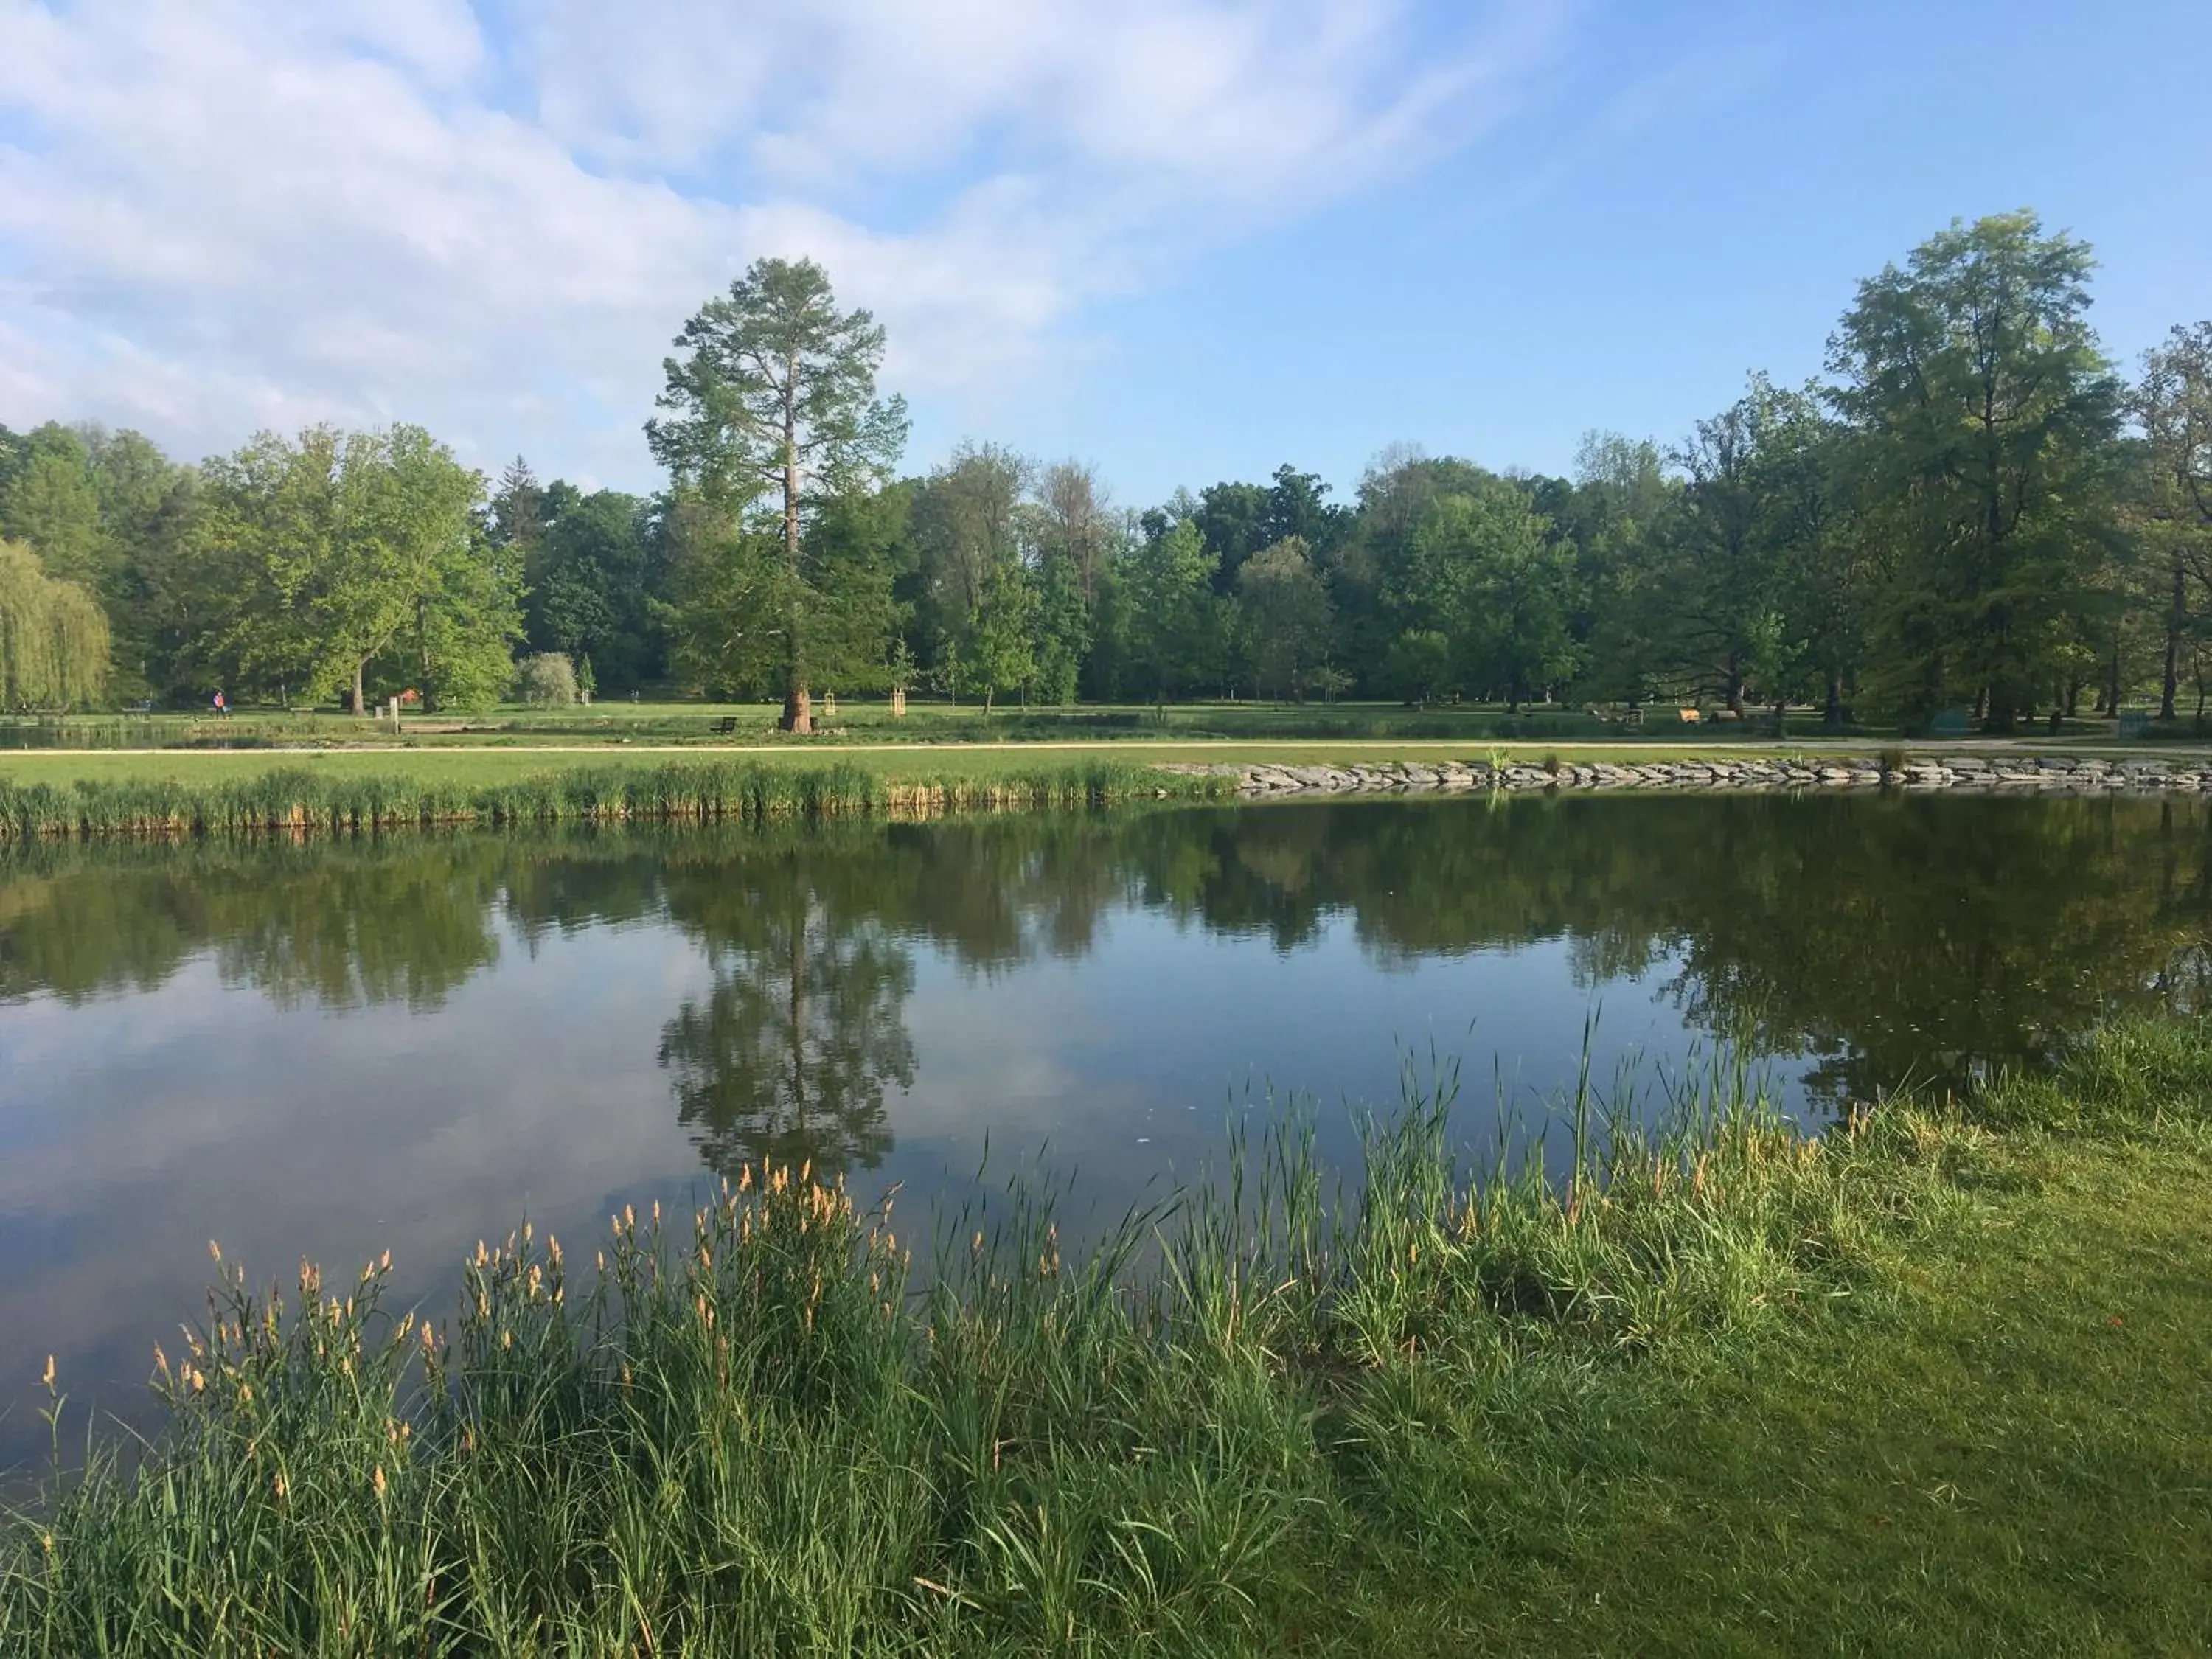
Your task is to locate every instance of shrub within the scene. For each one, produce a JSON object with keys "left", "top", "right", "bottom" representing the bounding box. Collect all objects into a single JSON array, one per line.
[{"left": 515, "top": 653, "right": 579, "bottom": 708}]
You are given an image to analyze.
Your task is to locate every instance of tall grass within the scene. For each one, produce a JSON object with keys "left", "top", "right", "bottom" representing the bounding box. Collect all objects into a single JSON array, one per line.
[
  {"left": 0, "top": 1048, "right": 1994, "bottom": 1657},
  {"left": 0, "top": 758, "right": 1223, "bottom": 841}
]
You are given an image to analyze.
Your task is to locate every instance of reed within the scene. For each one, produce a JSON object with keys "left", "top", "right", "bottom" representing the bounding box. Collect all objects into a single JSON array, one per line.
[
  {"left": 1, "top": 1034, "right": 2057, "bottom": 1658},
  {"left": 0, "top": 757, "right": 1227, "bottom": 841}
]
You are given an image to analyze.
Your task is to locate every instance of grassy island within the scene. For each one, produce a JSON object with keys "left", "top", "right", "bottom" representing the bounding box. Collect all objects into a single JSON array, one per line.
[{"left": 5, "top": 1021, "right": 2210, "bottom": 1654}]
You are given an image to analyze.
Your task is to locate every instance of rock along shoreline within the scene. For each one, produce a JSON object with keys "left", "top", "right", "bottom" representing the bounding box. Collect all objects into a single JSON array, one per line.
[{"left": 1166, "top": 754, "right": 2212, "bottom": 798}]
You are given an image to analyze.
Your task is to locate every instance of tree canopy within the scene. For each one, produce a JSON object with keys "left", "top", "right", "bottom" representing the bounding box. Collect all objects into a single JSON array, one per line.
[
  {"left": 648, "top": 257, "right": 908, "bottom": 731},
  {"left": 7, "top": 218, "right": 2208, "bottom": 733}
]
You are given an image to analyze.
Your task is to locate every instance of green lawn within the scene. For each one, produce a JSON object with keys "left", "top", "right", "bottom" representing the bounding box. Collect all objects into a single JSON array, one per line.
[
  {"left": 0, "top": 692, "right": 1955, "bottom": 754},
  {"left": 0, "top": 739, "right": 1807, "bottom": 790},
  {"left": 4, "top": 697, "right": 2202, "bottom": 793},
  {"left": 1333, "top": 1121, "right": 2212, "bottom": 1655}
]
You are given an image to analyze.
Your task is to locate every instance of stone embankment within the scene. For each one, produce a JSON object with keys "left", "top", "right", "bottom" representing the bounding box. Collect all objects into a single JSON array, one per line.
[{"left": 1169, "top": 755, "right": 2212, "bottom": 797}]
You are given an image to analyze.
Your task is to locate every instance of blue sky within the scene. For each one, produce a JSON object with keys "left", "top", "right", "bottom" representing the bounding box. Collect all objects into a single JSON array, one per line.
[{"left": 1, "top": 0, "right": 2206, "bottom": 509}]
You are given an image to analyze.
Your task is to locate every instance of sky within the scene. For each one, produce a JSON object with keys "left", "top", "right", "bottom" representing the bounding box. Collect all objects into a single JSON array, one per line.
[{"left": 1, "top": 0, "right": 2207, "bottom": 507}]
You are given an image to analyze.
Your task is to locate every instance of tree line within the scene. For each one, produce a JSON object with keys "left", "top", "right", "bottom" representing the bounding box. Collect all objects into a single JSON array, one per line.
[{"left": 2, "top": 209, "right": 2207, "bottom": 731}]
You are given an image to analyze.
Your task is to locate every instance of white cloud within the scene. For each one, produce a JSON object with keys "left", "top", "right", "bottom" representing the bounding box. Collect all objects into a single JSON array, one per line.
[{"left": 0, "top": 0, "right": 1569, "bottom": 484}]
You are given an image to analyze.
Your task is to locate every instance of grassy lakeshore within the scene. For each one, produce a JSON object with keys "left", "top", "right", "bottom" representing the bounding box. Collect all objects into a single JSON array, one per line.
[
  {"left": 4, "top": 1024, "right": 2210, "bottom": 1654},
  {"left": 6, "top": 736, "right": 2205, "bottom": 838},
  {"left": 0, "top": 754, "right": 1240, "bottom": 838}
]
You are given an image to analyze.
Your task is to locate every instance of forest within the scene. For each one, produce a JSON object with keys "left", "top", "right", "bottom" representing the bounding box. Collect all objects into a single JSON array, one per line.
[{"left": 2, "top": 210, "right": 2208, "bottom": 734}]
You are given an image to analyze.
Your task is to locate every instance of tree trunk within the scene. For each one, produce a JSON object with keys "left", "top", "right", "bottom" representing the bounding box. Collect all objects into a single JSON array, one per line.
[
  {"left": 782, "top": 678, "right": 812, "bottom": 735},
  {"left": 1823, "top": 667, "right": 1844, "bottom": 730},
  {"left": 2162, "top": 557, "right": 2184, "bottom": 721},
  {"left": 779, "top": 392, "right": 811, "bottom": 734},
  {"left": 2065, "top": 677, "right": 2082, "bottom": 718},
  {"left": 2107, "top": 632, "right": 2124, "bottom": 723},
  {"left": 352, "top": 658, "right": 367, "bottom": 717},
  {"left": 1724, "top": 653, "right": 1743, "bottom": 716}
]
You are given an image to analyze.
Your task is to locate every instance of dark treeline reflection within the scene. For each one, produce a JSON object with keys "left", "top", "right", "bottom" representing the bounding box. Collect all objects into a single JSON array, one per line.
[{"left": 7, "top": 796, "right": 2212, "bottom": 1172}]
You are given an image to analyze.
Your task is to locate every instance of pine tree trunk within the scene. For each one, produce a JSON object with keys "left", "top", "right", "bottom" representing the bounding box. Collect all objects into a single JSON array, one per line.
[{"left": 779, "top": 396, "right": 812, "bottom": 734}]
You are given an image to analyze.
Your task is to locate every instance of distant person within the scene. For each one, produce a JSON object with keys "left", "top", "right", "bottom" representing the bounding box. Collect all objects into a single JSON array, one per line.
[{"left": 212, "top": 689, "right": 227, "bottom": 716}]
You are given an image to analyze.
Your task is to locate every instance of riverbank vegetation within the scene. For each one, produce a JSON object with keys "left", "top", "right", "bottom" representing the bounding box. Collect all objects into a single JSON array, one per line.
[
  {"left": 0, "top": 754, "right": 1230, "bottom": 838},
  {"left": 4, "top": 1018, "right": 2208, "bottom": 1653},
  {"left": 5, "top": 213, "right": 2211, "bottom": 736}
]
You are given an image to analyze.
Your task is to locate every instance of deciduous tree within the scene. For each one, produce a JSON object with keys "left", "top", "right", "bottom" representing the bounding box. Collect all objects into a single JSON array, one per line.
[{"left": 1829, "top": 212, "right": 2123, "bottom": 729}]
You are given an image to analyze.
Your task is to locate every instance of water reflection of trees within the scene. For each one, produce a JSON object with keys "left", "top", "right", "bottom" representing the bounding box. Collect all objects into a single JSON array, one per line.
[
  {"left": 7, "top": 796, "right": 2212, "bottom": 1153},
  {"left": 657, "top": 853, "right": 915, "bottom": 1178},
  {"left": 0, "top": 839, "right": 511, "bottom": 1010},
  {"left": 1121, "top": 796, "right": 2212, "bottom": 1103}
]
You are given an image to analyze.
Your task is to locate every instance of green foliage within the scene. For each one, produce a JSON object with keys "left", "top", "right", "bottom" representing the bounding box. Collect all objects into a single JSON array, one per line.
[
  {"left": 1382, "top": 627, "right": 1453, "bottom": 705},
  {"left": 0, "top": 756, "right": 1230, "bottom": 838},
  {"left": 0, "top": 1052, "right": 1906, "bottom": 1652},
  {"left": 1236, "top": 536, "right": 1335, "bottom": 700},
  {"left": 1388, "top": 475, "right": 1581, "bottom": 709},
  {"left": 515, "top": 651, "right": 580, "bottom": 707},
  {"left": 184, "top": 425, "right": 496, "bottom": 714},
  {"left": 650, "top": 257, "right": 909, "bottom": 729},
  {"left": 517, "top": 484, "right": 661, "bottom": 691},
  {"left": 0, "top": 539, "right": 110, "bottom": 709},
  {"left": 4, "top": 231, "right": 2206, "bottom": 732},
  {"left": 1117, "top": 517, "right": 1220, "bottom": 703},
  {"left": 1029, "top": 539, "right": 1091, "bottom": 706},
  {"left": 0, "top": 425, "right": 103, "bottom": 585},
  {"left": 970, "top": 557, "right": 1039, "bottom": 714},
  {"left": 1830, "top": 212, "right": 2124, "bottom": 728}
]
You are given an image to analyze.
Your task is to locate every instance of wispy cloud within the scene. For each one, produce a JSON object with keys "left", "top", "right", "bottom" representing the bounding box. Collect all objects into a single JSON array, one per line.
[{"left": 0, "top": 0, "right": 1571, "bottom": 483}]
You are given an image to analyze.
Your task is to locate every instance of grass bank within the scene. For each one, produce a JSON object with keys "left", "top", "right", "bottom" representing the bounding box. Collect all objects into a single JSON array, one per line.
[
  {"left": 0, "top": 755, "right": 1233, "bottom": 838},
  {"left": 5, "top": 1024, "right": 2210, "bottom": 1654},
  {"left": 0, "top": 698, "right": 1865, "bottom": 754}
]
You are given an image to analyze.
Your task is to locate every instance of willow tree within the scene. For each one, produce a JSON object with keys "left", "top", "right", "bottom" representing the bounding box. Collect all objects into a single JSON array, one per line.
[
  {"left": 648, "top": 257, "right": 908, "bottom": 732},
  {"left": 0, "top": 538, "right": 109, "bottom": 709}
]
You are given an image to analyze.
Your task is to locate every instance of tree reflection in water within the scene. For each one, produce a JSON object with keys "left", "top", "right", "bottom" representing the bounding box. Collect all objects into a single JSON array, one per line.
[
  {"left": 6, "top": 796, "right": 2212, "bottom": 1180},
  {"left": 657, "top": 879, "right": 914, "bottom": 1178}
]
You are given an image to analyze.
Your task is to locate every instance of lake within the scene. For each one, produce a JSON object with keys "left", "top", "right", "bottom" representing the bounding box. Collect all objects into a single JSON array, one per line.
[{"left": 5, "top": 791, "right": 2210, "bottom": 1467}]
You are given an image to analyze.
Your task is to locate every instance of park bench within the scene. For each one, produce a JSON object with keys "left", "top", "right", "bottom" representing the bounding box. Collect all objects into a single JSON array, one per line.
[{"left": 712, "top": 716, "right": 739, "bottom": 734}]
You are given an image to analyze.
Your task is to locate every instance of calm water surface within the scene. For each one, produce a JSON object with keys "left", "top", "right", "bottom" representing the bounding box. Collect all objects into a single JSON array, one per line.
[{"left": 5, "top": 793, "right": 2211, "bottom": 1464}]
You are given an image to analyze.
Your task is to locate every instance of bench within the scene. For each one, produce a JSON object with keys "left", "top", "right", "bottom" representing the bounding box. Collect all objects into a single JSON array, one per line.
[{"left": 712, "top": 716, "right": 739, "bottom": 734}]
